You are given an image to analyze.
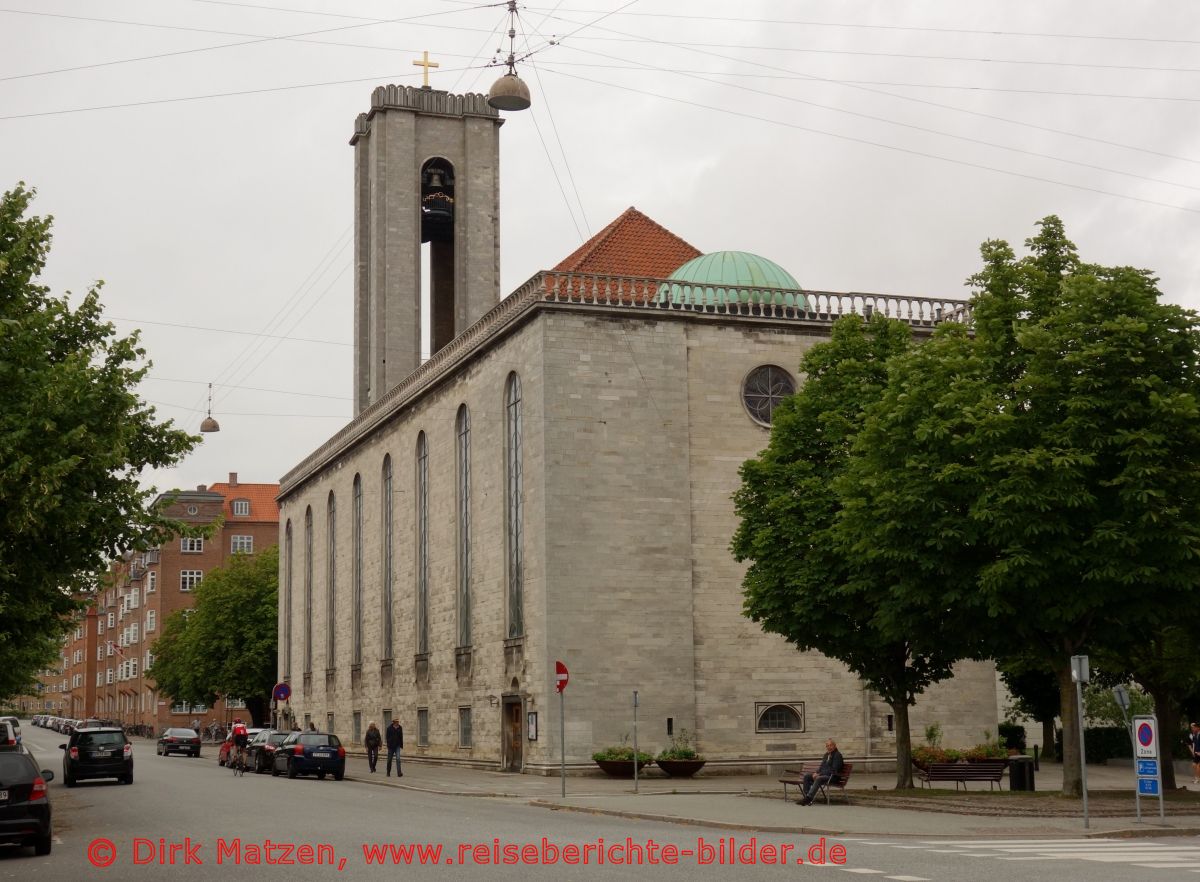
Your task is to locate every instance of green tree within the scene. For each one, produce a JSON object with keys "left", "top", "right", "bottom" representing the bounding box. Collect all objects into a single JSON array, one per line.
[
  {"left": 733, "top": 314, "right": 979, "bottom": 789},
  {"left": 149, "top": 547, "right": 278, "bottom": 725},
  {"left": 840, "top": 217, "right": 1200, "bottom": 796},
  {"left": 0, "top": 183, "right": 198, "bottom": 697}
]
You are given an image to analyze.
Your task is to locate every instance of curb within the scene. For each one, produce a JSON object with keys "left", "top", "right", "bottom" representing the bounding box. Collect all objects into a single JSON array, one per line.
[
  {"left": 345, "top": 775, "right": 522, "bottom": 798},
  {"left": 526, "top": 800, "right": 1200, "bottom": 840}
]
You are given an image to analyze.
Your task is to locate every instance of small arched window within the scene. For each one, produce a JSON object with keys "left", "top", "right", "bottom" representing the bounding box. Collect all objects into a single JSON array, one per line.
[{"left": 755, "top": 702, "right": 805, "bottom": 733}]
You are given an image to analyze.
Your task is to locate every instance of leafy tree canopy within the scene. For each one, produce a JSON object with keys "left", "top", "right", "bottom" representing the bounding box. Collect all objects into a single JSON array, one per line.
[
  {"left": 733, "top": 314, "right": 981, "bottom": 788},
  {"left": 838, "top": 216, "right": 1200, "bottom": 795},
  {"left": 149, "top": 547, "right": 278, "bottom": 726},
  {"left": 0, "top": 183, "right": 198, "bottom": 698}
]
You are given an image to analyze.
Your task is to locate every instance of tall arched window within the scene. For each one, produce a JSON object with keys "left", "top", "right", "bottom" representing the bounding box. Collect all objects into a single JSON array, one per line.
[
  {"left": 283, "top": 519, "right": 293, "bottom": 679},
  {"left": 505, "top": 373, "right": 524, "bottom": 638},
  {"left": 381, "top": 454, "right": 394, "bottom": 660},
  {"left": 456, "top": 405, "right": 472, "bottom": 648},
  {"left": 415, "top": 431, "right": 429, "bottom": 654},
  {"left": 352, "top": 474, "right": 363, "bottom": 666},
  {"left": 326, "top": 491, "right": 336, "bottom": 669},
  {"left": 304, "top": 506, "right": 313, "bottom": 674}
]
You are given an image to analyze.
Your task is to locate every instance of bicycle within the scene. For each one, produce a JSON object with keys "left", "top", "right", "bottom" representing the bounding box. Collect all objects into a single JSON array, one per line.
[{"left": 231, "top": 743, "right": 248, "bottom": 777}]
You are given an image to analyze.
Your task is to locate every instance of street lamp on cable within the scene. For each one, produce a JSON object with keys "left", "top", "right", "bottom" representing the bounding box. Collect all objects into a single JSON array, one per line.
[{"left": 200, "top": 382, "right": 220, "bottom": 433}]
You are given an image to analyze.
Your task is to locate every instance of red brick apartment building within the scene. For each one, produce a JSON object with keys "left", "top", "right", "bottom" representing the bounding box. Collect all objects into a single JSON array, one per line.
[{"left": 58, "top": 474, "right": 278, "bottom": 730}]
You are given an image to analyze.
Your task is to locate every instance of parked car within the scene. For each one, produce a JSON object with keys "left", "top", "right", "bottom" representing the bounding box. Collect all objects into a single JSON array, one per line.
[
  {"left": 271, "top": 732, "right": 345, "bottom": 780},
  {"left": 218, "top": 729, "right": 263, "bottom": 767},
  {"left": 156, "top": 728, "right": 201, "bottom": 757},
  {"left": 247, "top": 730, "right": 290, "bottom": 774},
  {"left": 0, "top": 722, "right": 18, "bottom": 751},
  {"left": 0, "top": 718, "right": 21, "bottom": 745},
  {"left": 61, "top": 727, "right": 133, "bottom": 786},
  {"left": 0, "top": 749, "right": 54, "bottom": 855}
]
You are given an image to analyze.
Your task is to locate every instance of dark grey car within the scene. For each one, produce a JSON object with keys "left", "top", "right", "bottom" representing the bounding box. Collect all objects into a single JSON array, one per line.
[{"left": 61, "top": 727, "right": 132, "bottom": 786}]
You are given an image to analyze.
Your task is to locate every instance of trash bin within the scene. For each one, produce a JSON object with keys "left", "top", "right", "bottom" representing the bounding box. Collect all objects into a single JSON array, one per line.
[{"left": 1009, "top": 755, "right": 1035, "bottom": 791}]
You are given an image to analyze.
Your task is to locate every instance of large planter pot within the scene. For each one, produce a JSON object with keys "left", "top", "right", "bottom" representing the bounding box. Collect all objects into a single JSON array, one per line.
[
  {"left": 656, "top": 759, "right": 706, "bottom": 778},
  {"left": 594, "top": 759, "right": 652, "bottom": 778}
]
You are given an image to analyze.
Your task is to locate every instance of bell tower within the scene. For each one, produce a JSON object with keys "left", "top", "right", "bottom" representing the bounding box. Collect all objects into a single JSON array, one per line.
[{"left": 350, "top": 85, "right": 504, "bottom": 414}]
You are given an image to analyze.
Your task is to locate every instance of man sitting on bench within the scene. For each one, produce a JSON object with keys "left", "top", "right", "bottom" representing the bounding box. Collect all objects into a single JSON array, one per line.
[{"left": 799, "top": 738, "right": 844, "bottom": 806}]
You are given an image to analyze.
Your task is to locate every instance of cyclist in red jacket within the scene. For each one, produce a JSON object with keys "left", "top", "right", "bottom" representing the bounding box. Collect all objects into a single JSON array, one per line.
[{"left": 231, "top": 719, "right": 249, "bottom": 768}]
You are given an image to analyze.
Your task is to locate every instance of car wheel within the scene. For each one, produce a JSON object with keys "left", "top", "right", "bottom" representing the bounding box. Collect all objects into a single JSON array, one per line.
[
  {"left": 122, "top": 772, "right": 133, "bottom": 785},
  {"left": 271, "top": 762, "right": 280, "bottom": 777},
  {"left": 34, "top": 831, "right": 52, "bottom": 856},
  {"left": 64, "top": 774, "right": 76, "bottom": 788},
  {"left": 317, "top": 771, "right": 326, "bottom": 780},
  {"left": 287, "top": 760, "right": 298, "bottom": 779},
  {"left": 334, "top": 770, "right": 344, "bottom": 781}
]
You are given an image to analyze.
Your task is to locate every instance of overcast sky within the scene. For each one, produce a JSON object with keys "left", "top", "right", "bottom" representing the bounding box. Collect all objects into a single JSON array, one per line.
[{"left": 5, "top": 0, "right": 1199, "bottom": 496}]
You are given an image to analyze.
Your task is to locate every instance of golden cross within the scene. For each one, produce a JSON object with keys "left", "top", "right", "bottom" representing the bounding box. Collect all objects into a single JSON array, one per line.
[{"left": 412, "top": 51, "right": 440, "bottom": 87}]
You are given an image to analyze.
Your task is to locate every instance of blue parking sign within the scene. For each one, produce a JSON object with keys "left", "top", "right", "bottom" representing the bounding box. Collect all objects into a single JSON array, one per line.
[
  {"left": 1137, "top": 759, "right": 1158, "bottom": 777},
  {"left": 1138, "top": 778, "right": 1159, "bottom": 796}
]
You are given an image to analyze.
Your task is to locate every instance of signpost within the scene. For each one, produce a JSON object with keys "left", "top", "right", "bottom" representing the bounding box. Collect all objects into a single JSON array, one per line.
[
  {"left": 555, "top": 661, "right": 568, "bottom": 798},
  {"left": 632, "top": 691, "right": 640, "bottom": 793},
  {"left": 1132, "top": 715, "right": 1165, "bottom": 821},
  {"left": 272, "top": 682, "right": 291, "bottom": 732},
  {"left": 1070, "top": 655, "right": 1089, "bottom": 828}
]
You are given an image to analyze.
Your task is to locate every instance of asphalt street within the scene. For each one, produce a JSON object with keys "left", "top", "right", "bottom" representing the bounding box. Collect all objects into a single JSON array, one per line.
[{"left": 5, "top": 722, "right": 1200, "bottom": 881}]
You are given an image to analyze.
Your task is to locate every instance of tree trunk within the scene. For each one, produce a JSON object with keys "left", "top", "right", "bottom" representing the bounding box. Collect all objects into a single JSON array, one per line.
[
  {"left": 1147, "top": 684, "right": 1180, "bottom": 791},
  {"left": 246, "top": 695, "right": 267, "bottom": 729},
  {"left": 892, "top": 700, "right": 914, "bottom": 789},
  {"left": 1040, "top": 717, "right": 1057, "bottom": 761},
  {"left": 1056, "top": 661, "right": 1083, "bottom": 798}
]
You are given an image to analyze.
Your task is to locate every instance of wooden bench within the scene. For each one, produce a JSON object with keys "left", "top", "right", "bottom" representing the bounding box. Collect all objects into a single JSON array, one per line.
[
  {"left": 914, "top": 760, "right": 1007, "bottom": 791},
  {"left": 779, "top": 761, "right": 854, "bottom": 804}
]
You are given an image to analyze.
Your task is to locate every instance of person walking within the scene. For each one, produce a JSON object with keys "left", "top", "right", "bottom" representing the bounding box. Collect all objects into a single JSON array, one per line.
[
  {"left": 364, "top": 721, "right": 382, "bottom": 773},
  {"left": 385, "top": 718, "right": 404, "bottom": 777},
  {"left": 1189, "top": 722, "right": 1200, "bottom": 785}
]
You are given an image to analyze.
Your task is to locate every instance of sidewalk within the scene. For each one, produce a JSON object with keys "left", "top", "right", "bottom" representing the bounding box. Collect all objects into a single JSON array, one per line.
[{"left": 339, "top": 753, "right": 1200, "bottom": 839}]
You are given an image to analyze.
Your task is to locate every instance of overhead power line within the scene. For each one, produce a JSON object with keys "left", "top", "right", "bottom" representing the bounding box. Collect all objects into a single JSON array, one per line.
[
  {"left": 107, "top": 315, "right": 349, "bottom": 347},
  {"left": 541, "top": 67, "right": 1200, "bottom": 216},
  {"left": 517, "top": 5, "right": 1200, "bottom": 47}
]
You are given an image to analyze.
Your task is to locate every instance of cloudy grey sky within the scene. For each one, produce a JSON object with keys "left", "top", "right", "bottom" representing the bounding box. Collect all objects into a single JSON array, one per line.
[{"left": 5, "top": 0, "right": 1199, "bottom": 495}]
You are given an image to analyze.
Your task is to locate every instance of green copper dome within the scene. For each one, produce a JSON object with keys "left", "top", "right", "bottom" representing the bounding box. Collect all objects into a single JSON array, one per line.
[{"left": 657, "top": 251, "right": 806, "bottom": 307}]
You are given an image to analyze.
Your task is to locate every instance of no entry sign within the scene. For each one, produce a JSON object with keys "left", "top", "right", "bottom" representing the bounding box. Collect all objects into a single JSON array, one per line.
[{"left": 555, "top": 661, "right": 569, "bottom": 693}]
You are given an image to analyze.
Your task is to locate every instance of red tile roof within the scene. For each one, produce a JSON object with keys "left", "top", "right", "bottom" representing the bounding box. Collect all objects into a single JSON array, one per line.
[
  {"left": 206, "top": 482, "right": 280, "bottom": 523},
  {"left": 552, "top": 207, "right": 701, "bottom": 279}
]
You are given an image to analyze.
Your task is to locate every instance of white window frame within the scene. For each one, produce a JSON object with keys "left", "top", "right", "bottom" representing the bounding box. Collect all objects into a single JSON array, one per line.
[
  {"left": 231, "top": 534, "right": 254, "bottom": 554},
  {"left": 232, "top": 499, "right": 251, "bottom": 516},
  {"left": 181, "top": 536, "right": 203, "bottom": 553},
  {"left": 146, "top": 571, "right": 157, "bottom": 593},
  {"left": 146, "top": 609, "right": 156, "bottom": 632},
  {"left": 180, "top": 570, "right": 203, "bottom": 591}
]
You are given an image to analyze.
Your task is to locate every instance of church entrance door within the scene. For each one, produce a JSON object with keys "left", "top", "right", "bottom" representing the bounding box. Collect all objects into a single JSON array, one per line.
[{"left": 502, "top": 698, "right": 523, "bottom": 772}]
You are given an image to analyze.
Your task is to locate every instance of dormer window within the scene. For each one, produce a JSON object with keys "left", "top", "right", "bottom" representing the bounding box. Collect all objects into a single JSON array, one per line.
[{"left": 232, "top": 499, "right": 251, "bottom": 516}]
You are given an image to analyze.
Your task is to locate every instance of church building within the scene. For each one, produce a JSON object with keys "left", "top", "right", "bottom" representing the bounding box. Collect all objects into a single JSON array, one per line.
[{"left": 277, "top": 85, "right": 998, "bottom": 773}]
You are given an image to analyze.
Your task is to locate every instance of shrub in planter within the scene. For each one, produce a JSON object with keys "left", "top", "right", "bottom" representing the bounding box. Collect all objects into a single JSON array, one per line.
[
  {"left": 656, "top": 729, "right": 706, "bottom": 778},
  {"left": 593, "top": 742, "right": 653, "bottom": 777}
]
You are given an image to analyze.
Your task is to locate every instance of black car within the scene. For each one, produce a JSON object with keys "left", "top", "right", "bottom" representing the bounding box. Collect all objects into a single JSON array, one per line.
[
  {"left": 61, "top": 727, "right": 133, "bottom": 786},
  {"left": 157, "top": 728, "right": 201, "bottom": 757},
  {"left": 271, "top": 732, "right": 346, "bottom": 780},
  {"left": 247, "top": 730, "right": 290, "bottom": 774},
  {"left": 0, "top": 750, "right": 54, "bottom": 855}
]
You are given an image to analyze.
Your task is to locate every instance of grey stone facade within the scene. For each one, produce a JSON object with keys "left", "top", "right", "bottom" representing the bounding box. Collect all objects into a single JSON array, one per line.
[{"left": 279, "top": 295, "right": 998, "bottom": 772}]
